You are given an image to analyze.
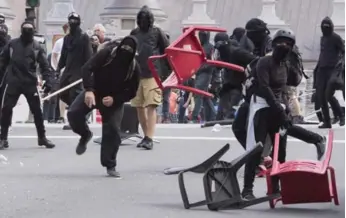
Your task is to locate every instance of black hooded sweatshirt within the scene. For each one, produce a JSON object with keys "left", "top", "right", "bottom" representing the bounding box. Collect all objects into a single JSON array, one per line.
[
  {"left": 130, "top": 6, "right": 170, "bottom": 78},
  {"left": 317, "top": 17, "right": 345, "bottom": 68},
  {"left": 82, "top": 37, "right": 140, "bottom": 108}
]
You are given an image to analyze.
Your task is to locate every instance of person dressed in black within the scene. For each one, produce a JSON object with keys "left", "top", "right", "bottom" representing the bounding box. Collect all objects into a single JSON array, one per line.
[
  {"left": 191, "top": 31, "right": 216, "bottom": 122},
  {"left": 0, "top": 22, "right": 55, "bottom": 149},
  {"left": 67, "top": 36, "right": 140, "bottom": 177},
  {"left": 314, "top": 17, "right": 345, "bottom": 128},
  {"left": 57, "top": 12, "right": 93, "bottom": 129},
  {"left": 242, "top": 29, "right": 325, "bottom": 200},
  {"left": 0, "top": 23, "right": 10, "bottom": 119},
  {"left": 214, "top": 32, "right": 256, "bottom": 120}
]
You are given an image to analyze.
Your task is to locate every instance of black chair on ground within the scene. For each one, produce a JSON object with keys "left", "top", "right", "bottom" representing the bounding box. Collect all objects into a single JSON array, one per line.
[
  {"left": 177, "top": 142, "right": 280, "bottom": 210},
  {"left": 163, "top": 144, "right": 230, "bottom": 175}
]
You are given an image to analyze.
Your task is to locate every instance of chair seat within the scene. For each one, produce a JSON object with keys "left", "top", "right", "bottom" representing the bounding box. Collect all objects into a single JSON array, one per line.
[{"left": 271, "top": 160, "right": 324, "bottom": 176}]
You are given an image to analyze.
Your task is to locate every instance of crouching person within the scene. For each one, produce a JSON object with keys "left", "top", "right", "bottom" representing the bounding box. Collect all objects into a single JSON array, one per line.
[{"left": 67, "top": 36, "right": 140, "bottom": 178}]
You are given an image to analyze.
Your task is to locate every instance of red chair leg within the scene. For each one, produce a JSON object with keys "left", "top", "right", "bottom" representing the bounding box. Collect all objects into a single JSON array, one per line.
[
  {"left": 265, "top": 170, "right": 275, "bottom": 209},
  {"left": 328, "top": 166, "right": 339, "bottom": 205}
]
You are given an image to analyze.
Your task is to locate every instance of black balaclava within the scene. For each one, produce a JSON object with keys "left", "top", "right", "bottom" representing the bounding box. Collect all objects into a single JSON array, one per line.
[
  {"left": 231, "top": 27, "right": 246, "bottom": 42},
  {"left": 272, "top": 37, "right": 294, "bottom": 63},
  {"left": 198, "top": 31, "right": 210, "bottom": 45},
  {"left": 321, "top": 16, "right": 334, "bottom": 36},
  {"left": 0, "top": 14, "right": 5, "bottom": 25},
  {"left": 111, "top": 36, "right": 138, "bottom": 80},
  {"left": 0, "top": 24, "right": 8, "bottom": 43},
  {"left": 245, "top": 18, "right": 270, "bottom": 45},
  {"left": 136, "top": 6, "right": 154, "bottom": 32},
  {"left": 67, "top": 12, "right": 81, "bottom": 35},
  {"left": 20, "top": 22, "right": 35, "bottom": 44}
]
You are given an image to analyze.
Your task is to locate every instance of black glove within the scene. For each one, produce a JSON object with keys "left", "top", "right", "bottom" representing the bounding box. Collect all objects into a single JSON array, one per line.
[
  {"left": 42, "top": 82, "right": 52, "bottom": 94},
  {"left": 279, "top": 109, "right": 292, "bottom": 129}
]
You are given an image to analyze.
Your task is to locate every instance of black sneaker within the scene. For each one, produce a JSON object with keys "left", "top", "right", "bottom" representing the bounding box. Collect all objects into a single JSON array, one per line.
[
  {"left": 107, "top": 167, "right": 122, "bottom": 179},
  {"left": 76, "top": 131, "right": 93, "bottom": 155},
  {"left": 318, "top": 122, "right": 332, "bottom": 129},
  {"left": 0, "top": 140, "right": 8, "bottom": 150},
  {"left": 315, "top": 136, "right": 326, "bottom": 161},
  {"left": 142, "top": 137, "right": 154, "bottom": 150},
  {"left": 136, "top": 137, "right": 148, "bottom": 148},
  {"left": 241, "top": 190, "right": 256, "bottom": 201},
  {"left": 63, "top": 125, "right": 72, "bottom": 130},
  {"left": 332, "top": 117, "right": 340, "bottom": 124},
  {"left": 339, "top": 116, "right": 345, "bottom": 127},
  {"left": 38, "top": 137, "right": 55, "bottom": 149}
]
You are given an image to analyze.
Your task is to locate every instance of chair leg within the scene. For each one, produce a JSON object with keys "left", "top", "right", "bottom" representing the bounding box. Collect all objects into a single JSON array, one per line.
[
  {"left": 328, "top": 167, "right": 339, "bottom": 205},
  {"left": 266, "top": 171, "right": 275, "bottom": 209}
]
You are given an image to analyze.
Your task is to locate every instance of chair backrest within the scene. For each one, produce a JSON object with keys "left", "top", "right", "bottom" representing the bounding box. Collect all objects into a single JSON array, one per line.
[
  {"left": 271, "top": 129, "right": 334, "bottom": 174},
  {"left": 166, "top": 26, "right": 227, "bottom": 83}
]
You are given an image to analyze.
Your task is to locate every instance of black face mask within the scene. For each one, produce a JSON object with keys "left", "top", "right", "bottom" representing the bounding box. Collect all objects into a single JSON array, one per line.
[
  {"left": 21, "top": 27, "right": 34, "bottom": 43},
  {"left": 138, "top": 19, "right": 150, "bottom": 32},
  {"left": 272, "top": 45, "right": 291, "bottom": 62},
  {"left": 321, "top": 26, "right": 333, "bottom": 36},
  {"left": 68, "top": 22, "right": 80, "bottom": 34}
]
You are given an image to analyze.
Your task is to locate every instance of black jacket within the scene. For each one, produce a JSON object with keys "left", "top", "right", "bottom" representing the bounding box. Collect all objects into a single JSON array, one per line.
[
  {"left": 317, "top": 17, "right": 345, "bottom": 68},
  {"left": 82, "top": 43, "right": 140, "bottom": 108},
  {"left": 217, "top": 40, "right": 256, "bottom": 88},
  {"left": 58, "top": 28, "right": 93, "bottom": 83},
  {"left": 130, "top": 7, "right": 170, "bottom": 78},
  {"left": 0, "top": 38, "right": 51, "bottom": 86},
  {"left": 255, "top": 56, "right": 288, "bottom": 114},
  {"left": 197, "top": 31, "right": 214, "bottom": 74}
]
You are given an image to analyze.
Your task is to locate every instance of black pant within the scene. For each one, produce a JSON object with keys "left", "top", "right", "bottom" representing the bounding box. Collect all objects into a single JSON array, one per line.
[
  {"left": 315, "top": 67, "right": 343, "bottom": 124},
  {"left": 67, "top": 91, "right": 124, "bottom": 169},
  {"left": 216, "top": 88, "right": 242, "bottom": 120},
  {"left": 243, "top": 108, "right": 287, "bottom": 191},
  {"left": 233, "top": 102, "right": 323, "bottom": 151},
  {"left": 1, "top": 83, "right": 45, "bottom": 139},
  {"left": 60, "top": 81, "right": 84, "bottom": 106},
  {"left": 43, "top": 95, "right": 58, "bottom": 121}
]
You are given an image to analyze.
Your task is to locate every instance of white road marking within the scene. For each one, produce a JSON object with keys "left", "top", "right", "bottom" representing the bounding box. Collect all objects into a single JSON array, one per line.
[
  {"left": 5, "top": 135, "right": 345, "bottom": 144},
  {"left": 10, "top": 123, "right": 346, "bottom": 129}
]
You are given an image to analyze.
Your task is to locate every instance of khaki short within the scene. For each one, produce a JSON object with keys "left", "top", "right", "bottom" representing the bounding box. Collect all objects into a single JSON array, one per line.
[{"left": 131, "top": 78, "right": 162, "bottom": 108}]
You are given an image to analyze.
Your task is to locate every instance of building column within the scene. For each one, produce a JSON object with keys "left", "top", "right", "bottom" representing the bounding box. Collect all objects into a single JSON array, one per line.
[
  {"left": 258, "top": 0, "right": 289, "bottom": 35},
  {"left": 100, "top": 0, "right": 167, "bottom": 38},
  {"left": 182, "top": 0, "right": 216, "bottom": 27},
  {"left": 43, "top": 0, "right": 75, "bottom": 50},
  {"left": 0, "top": 0, "right": 15, "bottom": 35},
  {"left": 331, "top": 0, "right": 345, "bottom": 39}
]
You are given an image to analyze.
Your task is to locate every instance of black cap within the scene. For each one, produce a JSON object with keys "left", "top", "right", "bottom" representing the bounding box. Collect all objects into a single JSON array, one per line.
[{"left": 245, "top": 18, "right": 267, "bottom": 32}]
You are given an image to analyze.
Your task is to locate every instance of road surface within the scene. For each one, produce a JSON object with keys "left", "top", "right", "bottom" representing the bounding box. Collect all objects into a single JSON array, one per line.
[{"left": 0, "top": 124, "right": 344, "bottom": 218}]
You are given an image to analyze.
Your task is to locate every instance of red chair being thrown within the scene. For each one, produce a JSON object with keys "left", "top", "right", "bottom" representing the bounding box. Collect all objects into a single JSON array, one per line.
[
  {"left": 148, "top": 26, "right": 244, "bottom": 97},
  {"left": 266, "top": 129, "right": 339, "bottom": 208}
]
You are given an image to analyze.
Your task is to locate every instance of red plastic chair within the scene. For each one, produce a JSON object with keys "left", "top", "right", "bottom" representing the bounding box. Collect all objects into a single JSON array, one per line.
[
  {"left": 148, "top": 26, "right": 244, "bottom": 97},
  {"left": 266, "top": 129, "right": 339, "bottom": 208}
]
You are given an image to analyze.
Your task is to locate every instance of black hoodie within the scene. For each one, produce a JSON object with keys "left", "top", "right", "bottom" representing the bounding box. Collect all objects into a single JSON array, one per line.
[
  {"left": 130, "top": 6, "right": 170, "bottom": 78},
  {"left": 82, "top": 36, "right": 140, "bottom": 108},
  {"left": 317, "top": 17, "right": 345, "bottom": 68}
]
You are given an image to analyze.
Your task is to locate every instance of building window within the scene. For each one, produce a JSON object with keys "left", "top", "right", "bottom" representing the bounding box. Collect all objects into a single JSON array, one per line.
[{"left": 121, "top": 19, "right": 135, "bottom": 30}]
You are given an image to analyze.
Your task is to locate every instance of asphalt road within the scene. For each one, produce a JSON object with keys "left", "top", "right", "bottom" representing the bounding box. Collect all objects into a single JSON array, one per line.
[{"left": 0, "top": 124, "right": 344, "bottom": 218}]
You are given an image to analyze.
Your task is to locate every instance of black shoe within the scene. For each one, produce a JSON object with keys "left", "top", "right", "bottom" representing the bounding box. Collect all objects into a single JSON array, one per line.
[
  {"left": 318, "top": 122, "right": 332, "bottom": 129},
  {"left": 107, "top": 167, "right": 122, "bottom": 179},
  {"left": 315, "top": 136, "right": 326, "bottom": 160},
  {"left": 136, "top": 137, "right": 147, "bottom": 148},
  {"left": 332, "top": 117, "right": 340, "bottom": 124},
  {"left": 38, "top": 137, "right": 55, "bottom": 149},
  {"left": 339, "top": 117, "right": 345, "bottom": 127},
  {"left": 0, "top": 140, "right": 8, "bottom": 149},
  {"left": 241, "top": 190, "right": 256, "bottom": 201},
  {"left": 142, "top": 137, "right": 154, "bottom": 150},
  {"left": 63, "top": 125, "right": 72, "bottom": 130},
  {"left": 76, "top": 131, "right": 93, "bottom": 155}
]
